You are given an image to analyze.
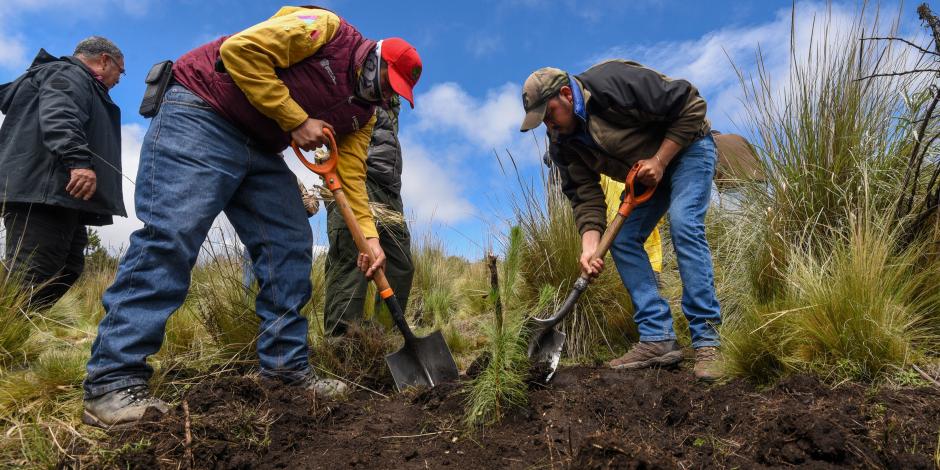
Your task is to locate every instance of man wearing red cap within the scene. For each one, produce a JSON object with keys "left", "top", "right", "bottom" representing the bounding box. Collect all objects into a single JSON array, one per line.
[{"left": 82, "top": 6, "right": 422, "bottom": 428}]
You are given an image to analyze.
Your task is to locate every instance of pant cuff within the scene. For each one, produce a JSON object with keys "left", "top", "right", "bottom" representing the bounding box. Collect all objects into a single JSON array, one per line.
[
  {"left": 692, "top": 339, "right": 721, "bottom": 348},
  {"left": 639, "top": 334, "right": 677, "bottom": 342},
  {"left": 260, "top": 366, "right": 311, "bottom": 384},
  {"left": 83, "top": 377, "right": 148, "bottom": 400}
]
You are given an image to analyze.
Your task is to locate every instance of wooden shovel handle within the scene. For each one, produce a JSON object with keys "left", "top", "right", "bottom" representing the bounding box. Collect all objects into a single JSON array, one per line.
[{"left": 290, "top": 129, "right": 393, "bottom": 295}]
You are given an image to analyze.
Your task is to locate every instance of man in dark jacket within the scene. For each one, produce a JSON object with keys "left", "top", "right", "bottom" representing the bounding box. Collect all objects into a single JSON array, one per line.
[
  {"left": 81, "top": 6, "right": 423, "bottom": 428},
  {"left": 324, "top": 96, "right": 414, "bottom": 336},
  {"left": 0, "top": 36, "right": 125, "bottom": 310},
  {"left": 520, "top": 61, "right": 723, "bottom": 381}
]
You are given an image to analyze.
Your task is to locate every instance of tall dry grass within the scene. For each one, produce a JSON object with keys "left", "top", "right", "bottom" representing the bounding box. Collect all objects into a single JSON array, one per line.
[
  {"left": 718, "top": 3, "right": 940, "bottom": 384},
  {"left": 510, "top": 162, "right": 637, "bottom": 360}
]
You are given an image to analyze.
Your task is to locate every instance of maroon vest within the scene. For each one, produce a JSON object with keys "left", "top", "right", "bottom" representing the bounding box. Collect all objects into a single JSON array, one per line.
[{"left": 172, "top": 18, "right": 376, "bottom": 153}]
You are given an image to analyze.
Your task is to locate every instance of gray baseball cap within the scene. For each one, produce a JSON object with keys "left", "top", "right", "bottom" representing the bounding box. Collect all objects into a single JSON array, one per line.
[{"left": 519, "top": 67, "right": 568, "bottom": 132}]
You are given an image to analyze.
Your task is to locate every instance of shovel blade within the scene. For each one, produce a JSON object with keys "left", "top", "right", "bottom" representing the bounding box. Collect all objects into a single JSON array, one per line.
[
  {"left": 527, "top": 327, "right": 566, "bottom": 382},
  {"left": 385, "top": 330, "right": 459, "bottom": 392}
]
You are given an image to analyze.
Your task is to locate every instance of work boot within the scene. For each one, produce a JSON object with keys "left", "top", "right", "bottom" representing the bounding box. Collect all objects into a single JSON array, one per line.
[
  {"left": 82, "top": 385, "right": 169, "bottom": 428},
  {"left": 300, "top": 373, "right": 349, "bottom": 399},
  {"left": 693, "top": 346, "right": 723, "bottom": 382},
  {"left": 608, "top": 340, "right": 683, "bottom": 370}
]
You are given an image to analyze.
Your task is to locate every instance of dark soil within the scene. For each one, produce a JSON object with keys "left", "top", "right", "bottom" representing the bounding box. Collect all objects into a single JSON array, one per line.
[{"left": 66, "top": 367, "right": 939, "bottom": 469}]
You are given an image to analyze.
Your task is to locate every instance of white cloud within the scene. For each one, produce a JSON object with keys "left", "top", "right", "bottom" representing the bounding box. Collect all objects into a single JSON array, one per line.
[
  {"left": 393, "top": 80, "right": 551, "bottom": 227},
  {"left": 587, "top": 2, "right": 921, "bottom": 133},
  {"left": 0, "top": 0, "right": 149, "bottom": 18},
  {"left": 466, "top": 34, "right": 503, "bottom": 58},
  {"left": 0, "top": 28, "right": 27, "bottom": 70},
  {"left": 413, "top": 82, "right": 523, "bottom": 149},
  {"left": 0, "top": 0, "right": 149, "bottom": 71},
  {"left": 399, "top": 135, "right": 476, "bottom": 224}
]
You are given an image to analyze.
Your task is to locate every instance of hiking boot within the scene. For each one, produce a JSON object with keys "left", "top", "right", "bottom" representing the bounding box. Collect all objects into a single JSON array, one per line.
[
  {"left": 693, "top": 346, "right": 723, "bottom": 382},
  {"left": 608, "top": 340, "right": 683, "bottom": 370},
  {"left": 300, "top": 373, "right": 349, "bottom": 399},
  {"left": 82, "top": 385, "right": 169, "bottom": 428}
]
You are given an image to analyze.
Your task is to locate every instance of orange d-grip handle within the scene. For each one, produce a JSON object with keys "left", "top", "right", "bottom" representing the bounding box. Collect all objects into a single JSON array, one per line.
[
  {"left": 291, "top": 128, "right": 341, "bottom": 191},
  {"left": 617, "top": 163, "right": 657, "bottom": 217},
  {"left": 290, "top": 127, "right": 398, "bottom": 301}
]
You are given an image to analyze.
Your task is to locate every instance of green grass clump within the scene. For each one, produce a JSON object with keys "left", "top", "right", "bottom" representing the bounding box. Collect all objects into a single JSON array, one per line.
[
  {"left": 0, "top": 272, "right": 36, "bottom": 371},
  {"left": 717, "top": 3, "right": 940, "bottom": 384}
]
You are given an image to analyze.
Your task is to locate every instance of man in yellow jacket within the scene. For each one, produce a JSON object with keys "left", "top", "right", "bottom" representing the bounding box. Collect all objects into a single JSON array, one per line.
[{"left": 82, "top": 6, "right": 423, "bottom": 427}]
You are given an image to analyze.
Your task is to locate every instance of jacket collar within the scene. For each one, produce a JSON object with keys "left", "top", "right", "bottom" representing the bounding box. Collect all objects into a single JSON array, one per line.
[{"left": 570, "top": 74, "right": 588, "bottom": 122}]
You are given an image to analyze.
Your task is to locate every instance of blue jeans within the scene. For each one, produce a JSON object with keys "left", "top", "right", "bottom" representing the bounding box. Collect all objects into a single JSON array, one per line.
[
  {"left": 84, "top": 86, "right": 314, "bottom": 398},
  {"left": 609, "top": 135, "right": 721, "bottom": 348}
]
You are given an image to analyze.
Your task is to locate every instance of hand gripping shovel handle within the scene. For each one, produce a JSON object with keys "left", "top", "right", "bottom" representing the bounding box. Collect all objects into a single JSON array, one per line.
[
  {"left": 539, "top": 164, "right": 656, "bottom": 329},
  {"left": 290, "top": 130, "right": 415, "bottom": 342}
]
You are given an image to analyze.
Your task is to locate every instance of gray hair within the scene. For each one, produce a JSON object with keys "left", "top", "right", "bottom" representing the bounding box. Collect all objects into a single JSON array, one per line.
[{"left": 74, "top": 36, "right": 123, "bottom": 61}]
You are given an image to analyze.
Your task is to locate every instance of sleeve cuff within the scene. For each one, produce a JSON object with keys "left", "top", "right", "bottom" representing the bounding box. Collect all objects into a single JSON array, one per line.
[
  {"left": 664, "top": 131, "right": 692, "bottom": 148},
  {"left": 276, "top": 101, "right": 309, "bottom": 132},
  {"left": 578, "top": 221, "right": 606, "bottom": 237},
  {"left": 360, "top": 221, "right": 379, "bottom": 239}
]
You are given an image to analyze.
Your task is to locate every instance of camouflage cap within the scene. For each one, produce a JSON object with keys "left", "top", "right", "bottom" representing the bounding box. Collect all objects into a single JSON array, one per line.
[{"left": 519, "top": 67, "right": 568, "bottom": 132}]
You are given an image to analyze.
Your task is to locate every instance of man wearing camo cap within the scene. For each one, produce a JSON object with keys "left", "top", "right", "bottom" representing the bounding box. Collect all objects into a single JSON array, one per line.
[{"left": 519, "top": 61, "right": 722, "bottom": 381}]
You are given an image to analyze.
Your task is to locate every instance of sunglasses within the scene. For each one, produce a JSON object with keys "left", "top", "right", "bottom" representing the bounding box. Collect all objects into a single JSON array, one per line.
[{"left": 104, "top": 54, "right": 126, "bottom": 77}]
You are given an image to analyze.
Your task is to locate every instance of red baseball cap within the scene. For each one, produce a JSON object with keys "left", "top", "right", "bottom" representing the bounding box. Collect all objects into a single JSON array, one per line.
[{"left": 381, "top": 38, "right": 422, "bottom": 108}]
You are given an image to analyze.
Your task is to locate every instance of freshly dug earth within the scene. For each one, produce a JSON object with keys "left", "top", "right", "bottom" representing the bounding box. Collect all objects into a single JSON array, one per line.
[{"left": 68, "top": 366, "right": 939, "bottom": 469}]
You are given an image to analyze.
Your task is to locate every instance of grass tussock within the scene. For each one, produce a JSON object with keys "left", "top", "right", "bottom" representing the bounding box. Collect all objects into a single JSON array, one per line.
[
  {"left": 310, "top": 322, "right": 395, "bottom": 390},
  {"left": 718, "top": 3, "right": 940, "bottom": 384},
  {"left": 0, "top": 271, "right": 36, "bottom": 371}
]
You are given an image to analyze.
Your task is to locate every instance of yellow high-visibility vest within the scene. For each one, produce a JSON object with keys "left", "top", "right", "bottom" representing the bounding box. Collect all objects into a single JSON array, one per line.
[{"left": 600, "top": 175, "right": 663, "bottom": 273}]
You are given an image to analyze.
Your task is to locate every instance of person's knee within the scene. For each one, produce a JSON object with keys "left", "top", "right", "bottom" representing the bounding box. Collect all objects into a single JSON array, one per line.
[{"left": 669, "top": 215, "right": 707, "bottom": 247}]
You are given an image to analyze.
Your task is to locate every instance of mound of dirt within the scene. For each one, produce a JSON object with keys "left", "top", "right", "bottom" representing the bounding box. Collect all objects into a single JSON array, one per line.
[{"left": 67, "top": 366, "right": 939, "bottom": 469}]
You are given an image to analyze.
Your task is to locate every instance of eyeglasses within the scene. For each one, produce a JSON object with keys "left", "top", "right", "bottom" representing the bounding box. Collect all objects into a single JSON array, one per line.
[{"left": 104, "top": 54, "right": 126, "bottom": 77}]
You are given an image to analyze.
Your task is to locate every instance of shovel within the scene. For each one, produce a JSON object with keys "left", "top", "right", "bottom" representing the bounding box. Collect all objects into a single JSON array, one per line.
[
  {"left": 527, "top": 163, "right": 656, "bottom": 381},
  {"left": 292, "top": 129, "right": 459, "bottom": 392}
]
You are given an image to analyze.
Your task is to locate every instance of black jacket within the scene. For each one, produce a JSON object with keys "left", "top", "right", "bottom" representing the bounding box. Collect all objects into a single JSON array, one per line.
[
  {"left": 549, "top": 60, "right": 709, "bottom": 235},
  {"left": 0, "top": 49, "right": 124, "bottom": 225},
  {"left": 365, "top": 98, "right": 403, "bottom": 194}
]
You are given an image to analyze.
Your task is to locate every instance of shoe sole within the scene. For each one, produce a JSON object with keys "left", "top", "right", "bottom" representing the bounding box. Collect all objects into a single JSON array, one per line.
[
  {"left": 82, "top": 410, "right": 162, "bottom": 431},
  {"left": 694, "top": 372, "right": 722, "bottom": 383},
  {"left": 610, "top": 350, "right": 684, "bottom": 370},
  {"left": 81, "top": 410, "right": 138, "bottom": 430}
]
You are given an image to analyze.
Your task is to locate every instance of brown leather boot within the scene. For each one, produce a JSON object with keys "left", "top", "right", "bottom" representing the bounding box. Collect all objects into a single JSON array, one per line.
[
  {"left": 608, "top": 340, "right": 683, "bottom": 370},
  {"left": 693, "top": 346, "right": 723, "bottom": 382}
]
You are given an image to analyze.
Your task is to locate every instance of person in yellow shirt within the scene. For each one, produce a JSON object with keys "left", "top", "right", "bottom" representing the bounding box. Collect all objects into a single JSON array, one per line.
[
  {"left": 82, "top": 6, "right": 423, "bottom": 428},
  {"left": 600, "top": 175, "right": 664, "bottom": 276}
]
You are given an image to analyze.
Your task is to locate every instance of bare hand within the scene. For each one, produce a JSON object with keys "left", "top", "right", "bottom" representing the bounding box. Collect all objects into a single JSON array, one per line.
[
  {"left": 357, "top": 237, "right": 387, "bottom": 279},
  {"left": 66, "top": 168, "right": 96, "bottom": 200},
  {"left": 301, "top": 191, "right": 319, "bottom": 216},
  {"left": 636, "top": 156, "right": 665, "bottom": 187},
  {"left": 579, "top": 230, "right": 604, "bottom": 278},
  {"left": 290, "top": 118, "right": 336, "bottom": 151}
]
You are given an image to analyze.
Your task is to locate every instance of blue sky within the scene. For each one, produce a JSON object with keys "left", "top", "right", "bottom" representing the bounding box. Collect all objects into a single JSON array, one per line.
[{"left": 0, "top": 1, "right": 920, "bottom": 258}]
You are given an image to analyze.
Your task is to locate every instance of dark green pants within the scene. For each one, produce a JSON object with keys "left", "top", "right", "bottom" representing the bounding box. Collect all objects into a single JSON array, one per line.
[
  {"left": 3, "top": 203, "right": 88, "bottom": 311},
  {"left": 324, "top": 181, "right": 413, "bottom": 336}
]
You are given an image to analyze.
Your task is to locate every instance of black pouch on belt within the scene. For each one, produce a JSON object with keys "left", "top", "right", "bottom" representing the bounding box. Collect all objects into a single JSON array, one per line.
[{"left": 139, "top": 60, "right": 174, "bottom": 118}]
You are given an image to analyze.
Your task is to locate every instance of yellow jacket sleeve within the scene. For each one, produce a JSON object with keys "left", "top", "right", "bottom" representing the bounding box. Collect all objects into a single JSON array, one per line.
[
  {"left": 219, "top": 7, "right": 340, "bottom": 132},
  {"left": 337, "top": 113, "right": 378, "bottom": 238}
]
